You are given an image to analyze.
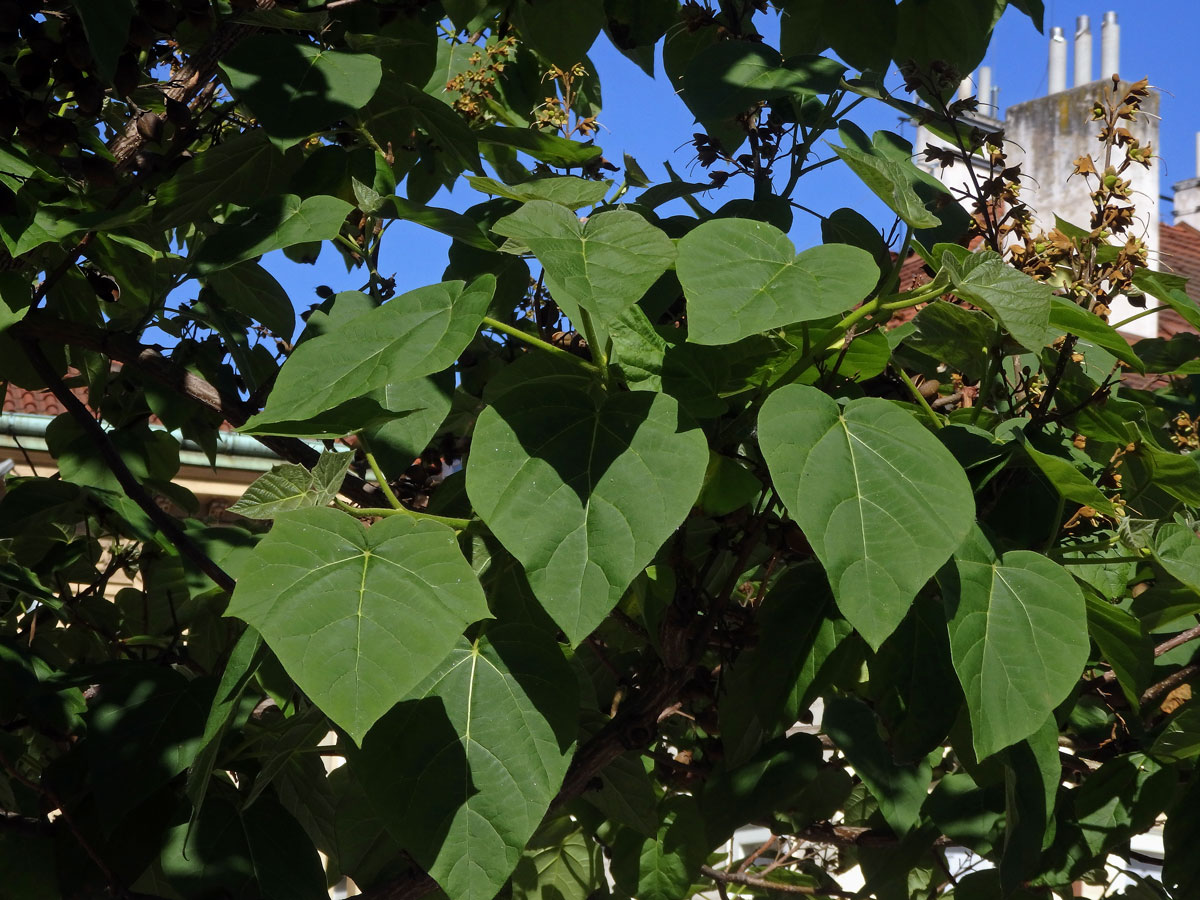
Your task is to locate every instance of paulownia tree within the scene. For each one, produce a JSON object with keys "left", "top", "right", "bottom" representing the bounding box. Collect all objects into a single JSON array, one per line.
[{"left": 2, "top": 1, "right": 1200, "bottom": 898}]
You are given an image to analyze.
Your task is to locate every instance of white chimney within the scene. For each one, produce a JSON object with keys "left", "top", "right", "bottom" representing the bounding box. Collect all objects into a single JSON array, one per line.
[
  {"left": 1049, "top": 26, "right": 1067, "bottom": 94},
  {"left": 1176, "top": 132, "right": 1200, "bottom": 231},
  {"left": 1101, "top": 12, "right": 1120, "bottom": 80},
  {"left": 959, "top": 74, "right": 974, "bottom": 102},
  {"left": 990, "top": 85, "right": 1000, "bottom": 115},
  {"left": 1074, "top": 15, "right": 1093, "bottom": 86},
  {"left": 977, "top": 66, "right": 993, "bottom": 113}
]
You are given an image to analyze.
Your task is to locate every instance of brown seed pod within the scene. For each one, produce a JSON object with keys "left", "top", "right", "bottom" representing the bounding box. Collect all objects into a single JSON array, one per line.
[
  {"left": 126, "top": 15, "right": 155, "bottom": 49},
  {"left": 64, "top": 36, "right": 94, "bottom": 72},
  {"left": 74, "top": 78, "right": 104, "bottom": 116},
  {"left": 136, "top": 110, "right": 162, "bottom": 142},
  {"left": 79, "top": 153, "right": 116, "bottom": 188},
  {"left": 112, "top": 53, "right": 139, "bottom": 98},
  {"left": 15, "top": 52, "right": 50, "bottom": 91},
  {"left": 164, "top": 96, "right": 189, "bottom": 127}
]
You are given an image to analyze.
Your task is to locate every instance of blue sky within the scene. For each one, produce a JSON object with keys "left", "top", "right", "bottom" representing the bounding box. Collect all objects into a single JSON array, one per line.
[{"left": 259, "top": 2, "right": 1200, "bottom": 331}]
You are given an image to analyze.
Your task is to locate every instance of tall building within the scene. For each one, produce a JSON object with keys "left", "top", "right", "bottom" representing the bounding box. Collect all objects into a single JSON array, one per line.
[{"left": 914, "top": 12, "right": 1200, "bottom": 342}]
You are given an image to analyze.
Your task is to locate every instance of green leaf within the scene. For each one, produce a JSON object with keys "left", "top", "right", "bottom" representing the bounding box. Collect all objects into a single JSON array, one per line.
[
  {"left": 355, "top": 623, "right": 577, "bottom": 900},
  {"left": 893, "top": 0, "right": 1002, "bottom": 74},
  {"left": 697, "top": 453, "right": 762, "bottom": 517},
  {"left": 512, "top": 0, "right": 604, "bottom": 67},
  {"left": 1153, "top": 704, "right": 1200, "bottom": 761},
  {"left": 905, "top": 301, "right": 997, "bottom": 380},
  {"left": 70, "top": 0, "right": 132, "bottom": 84},
  {"left": 758, "top": 385, "right": 976, "bottom": 649},
  {"left": 832, "top": 142, "right": 941, "bottom": 230},
  {"left": 467, "top": 175, "right": 609, "bottom": 209},
  {"left": 700, "top": 734, "right": 823, "bottom": 846},
  {"left": 944, "top": 528, "right": 1089, "bottom": 760},
  {"left": 1085, "top": 593, "right": 1153, "bottom": 711},
  {"left": 1001, "top": 715, "right": 1061, "bottom": 891},
  {"left": 360, "top": 374, "right": 455, "bottom": 477},
  {"left": 467, "top": 356, "right": 709, "bottom": 643},
  {"left": 230, "top": 451, "right": 353, "bottom": 519},
  {"left": 611, "top": 796, "right": 708, "bottom": 900},
  {"left": 943, "top": 249, "right": 1054, "bottom": 351},
  {"left": 225, "top": 507, "right": 489, "bottom": 743},
  {"left": 478, "top": 125, "right": 603, "bottom": 168},
  {"left": 682, "top": 43, "right": 845, "bottom": 122},
  {"left": 362, "top": 80, "right": 481, "bottom": 173},
  {"left": 718, "top": 567, "right": 853, "bottom": 765},
  {"left": 823, "top": 696, "right": 932, "bottom": 835},
  {"left": 0, "top": 830, "right": 60, "bottom": 899},
  {"left": 87, "top": 665, "right": 215, "bottom": 825},
  {"left": 512, "top": 818, "right": 604, "bottom": 900},
  {"left": 160, "top": 785, "right": 327, "bottom": 899},
  {"left": 243, "top": 278, "right": 494, "bottom": 435},
  {"left": 375, "top": 193, "right": 499, "bottom": 252},
  {"left": 193, "top": 194, "right": 354, "bottom": 274},
  {"left": 822, "top": 0, "right": 898, "bottom": 72},
  {"left": 1049, "top": 297, "right": 1144, "bottom": 372},
  {"left": 221, "top": 35, "right": 382, "bottom": 148},
  {"left": 677, "top": 220, "right": 878, "bottom": 345},
  {"left": 153, "top": 130, "right": 297, "bottom": 228},
  {"left": 204, "top": 262, "right": 295, "bottom": 338},
  {"left": 1020, "top": 440, "right": 1118, "bottom": 516},
  {"left": 1153, "top": 523, "right": 1200, "bottom": 594},
  {"left": 1165, "top": 775, "right": 1200, "bottom": 897},
  {"left": 492, "top": 201, "right": 675, "bottom": 331},
  {"left": 186, "top": 628, "right": 265, "bottom": 813},
  {"left": 1133, "top": 267, "right": 1200, "bottom": 331}
]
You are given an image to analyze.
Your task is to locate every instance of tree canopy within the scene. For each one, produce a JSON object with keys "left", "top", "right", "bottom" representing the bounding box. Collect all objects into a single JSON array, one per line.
[{"left": 2, "top": 1, "right": 1199, "bottom": 899}]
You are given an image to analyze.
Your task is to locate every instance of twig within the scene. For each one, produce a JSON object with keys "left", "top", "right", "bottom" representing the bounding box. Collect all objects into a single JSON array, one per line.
[
  {"left": 0, "top": 749, "right": 121, "bottom": 893},
  {"left": 16, "top": 337, "right": 235, "bottom": 594},
  {"left": 1140, "top": 663, "right": 1200, "bottom": 709},
  {"left": 700, "top": 864, "right": 853, "bottom": 897}
]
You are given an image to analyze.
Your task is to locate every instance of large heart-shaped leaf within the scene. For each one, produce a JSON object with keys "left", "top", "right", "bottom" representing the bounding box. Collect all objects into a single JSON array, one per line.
[
  {"left": 491, "top": 201, "right": 676, "bottom": 329},
  {"left": 354, "top": 623, "right": 577, "bottom": 900},
  {"left": 677, "top": 219, "right": 878, "bottom": 345},
  {"left": 466, "top": 357, "right": 708, "bottom": 643},
  {"left": 193, "top": 194, "right": 354, "bottom": 274},
  {"left": 943, "top": 528, "right": 1088, "bottom": 760},
  {"left": 758, "top": 384, "right": 975, "bottom": 648},
  {"left": 943, "top": 249, "right": 1053, "bottom": 351},
  {"left": 221, "top": 35, "right": 382, "bottom": 148},
  {"left": 681, "top": 43, "right": 845, "bottom": 122},
  {"left": 225, "top": 507, "right": 489, "bottom": 744},
  {"left": 468, "top": 175, "right": 609, "bottom": 209},
  {"left": 153, "top": 130, "right": 297, "bottom": 228},
  {"left": 242, "top": 278, "right": 494, "bottom": 434}
]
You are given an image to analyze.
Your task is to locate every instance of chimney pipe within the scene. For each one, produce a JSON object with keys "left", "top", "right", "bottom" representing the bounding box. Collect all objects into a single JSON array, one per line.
[
  {"left": 1195, "top": 131, "right": 1200, "bottom": 178},
  {"left": 1048, "top": 26, "right": 1067, "bottom": 94},
  {"left": 1101, "top": 11, "right": 1119, "bottom": 80},
  {"left": 991, "top": 85, "right": 1000, "bottom": 115},
  {"left": 959, "top": 73, "right": 974, "bottom": 102},
  {"left": 1074, "top": 15, "right": 1093, "bottom": 86},
  {"left": 977, "top": 66, "right": 992, "bottom": 113}
]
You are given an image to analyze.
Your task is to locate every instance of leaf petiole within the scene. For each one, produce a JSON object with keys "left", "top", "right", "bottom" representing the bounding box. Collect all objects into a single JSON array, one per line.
[
  {"left": 480, "top": 316, "right": 602, "bottom": 375},
  {"left": 334, "top": 498, "right": 473, "bottom": 531}
]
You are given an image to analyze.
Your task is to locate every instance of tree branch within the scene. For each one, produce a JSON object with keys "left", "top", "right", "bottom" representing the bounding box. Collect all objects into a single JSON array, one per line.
[
  {"left": 16, "top": 336, "right": 236, "bottom": 594},
  {"left": 700, "top": 864, "right": 854, "bottom": 898},
  {"left": 108, "top": 0, "right": 275, "bottom": 167}
]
